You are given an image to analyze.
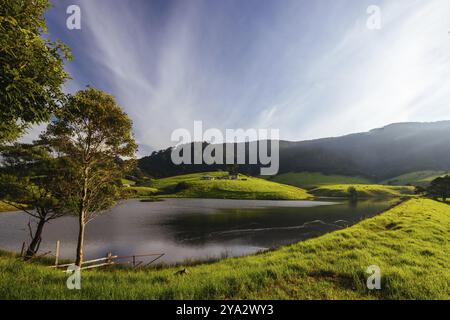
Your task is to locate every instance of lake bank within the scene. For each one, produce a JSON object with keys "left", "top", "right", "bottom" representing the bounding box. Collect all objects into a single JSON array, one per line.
[{"left": 0, "top": 198, "right": 447, "bottom": 299}]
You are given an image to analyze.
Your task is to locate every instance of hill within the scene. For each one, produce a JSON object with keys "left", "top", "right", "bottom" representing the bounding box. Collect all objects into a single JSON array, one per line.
[
  {"left": 1, "top": 198, "right": 448, "bottom": 299},
  {"left": 138, "top": 121, "right": 450, "bottom": 181},
  {"left": 265, "top": 172, "right": 371, "bottom": 189},
  {"left": 144, "top": 172, "right": 311, "bottom": 200},
  {"left": 309, "top": 184, "right": 415, "bottom": 198},
  {"left": 382, "top": 170, "right": 450, "bottom": 187}
]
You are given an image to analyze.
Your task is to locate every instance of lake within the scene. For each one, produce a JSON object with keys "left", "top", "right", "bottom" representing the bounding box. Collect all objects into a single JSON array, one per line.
[{"left": 0, "top": 198, "right": 392, "bottom": 264}]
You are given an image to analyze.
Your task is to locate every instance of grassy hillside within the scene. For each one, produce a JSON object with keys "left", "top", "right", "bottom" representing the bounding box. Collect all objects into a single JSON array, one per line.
[
  {"left": 147, "top": 172, "right": 312, "bottom": 200},
  {"left": 310, "top": 184, "right": 415, "bottom": 198},
  {"left": 266, "top": 172, "right": 372, "bottom": 189},
  {"left": 0, "top": 201, "right": 18, "bottom": 213},
  {"left": 382, "top": 170, "right": 450, "bottom": 187},
  {"left": 0, "top": 198, "right": 448, "bottom": 299},
  {"left": 124, "top": 186, "right": 158, "bottom": 198}
]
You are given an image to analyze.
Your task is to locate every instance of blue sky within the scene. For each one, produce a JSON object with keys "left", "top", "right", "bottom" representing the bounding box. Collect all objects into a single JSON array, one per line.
[{"left": 25, "top": 0, "right": 450, "bottom": 155}]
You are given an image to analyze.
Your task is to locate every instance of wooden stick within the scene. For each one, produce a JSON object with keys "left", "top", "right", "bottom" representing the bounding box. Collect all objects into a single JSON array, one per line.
[
  {"left": 20, "top": 241, "right": 26, "bottom": 257},
  {"left": 55, "top": 240, "right": 60, "bottom": 267},
  {"left": 143, "top": 254, "right": 165, "bottom": 267},
  {"left": 114, "top": 253, "right": 165, "bottom": 260},
  {"left": 26, "top": 251, "right": 51, "bottom": 263},
  {"left": 50, "top": 255, "right": 118, "bottom": 268},
  {"left": 81, "top": 262, "right": 115, "bottom": 270}
]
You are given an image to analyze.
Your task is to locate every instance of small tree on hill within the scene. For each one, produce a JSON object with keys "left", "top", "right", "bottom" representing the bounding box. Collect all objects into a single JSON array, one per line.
[
  {"left": 40, "top": 88, "right": 137, "bottom": 266},
  {"left": 427, "top": 176, "right": 450, "bottom": 202},
  {"left": 347, "top": 186, "right": 358, "bottom": 201}
]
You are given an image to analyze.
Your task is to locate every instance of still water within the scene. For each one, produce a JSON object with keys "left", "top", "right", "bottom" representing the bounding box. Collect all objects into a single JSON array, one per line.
[{"left": 0, "top": 198, "right": 392, "bottom": 264}]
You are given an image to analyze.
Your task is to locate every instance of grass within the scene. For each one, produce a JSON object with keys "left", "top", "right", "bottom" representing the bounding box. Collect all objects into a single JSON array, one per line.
[
  {"left": 123, "top": 186, "right": 158, "bottom": 198},
  {"left": 0, "top": 201, "right": 20, "bottom": 213},
  {"left": 310, "top": 184, "right": 416, "bottom": 198},
  {"left": 0, "top": 198, "right": 448, "bottom": 299},
  {"left": 121, "top": 178, "right": 136, "bottom": 186},
  {"left": 145, "top": 172, "right": 311, "bottom": 200},
  {"left": 382, "top": 170, "right": 450, "bottom": 187},
  {"left": 265, "top": 172, "right": 372, "bottom": 189}
]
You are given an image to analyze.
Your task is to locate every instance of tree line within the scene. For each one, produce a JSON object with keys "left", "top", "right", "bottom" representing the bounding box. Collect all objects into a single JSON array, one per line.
[{"left": 0, "top": 1, "right": 137, "bottom": 266}]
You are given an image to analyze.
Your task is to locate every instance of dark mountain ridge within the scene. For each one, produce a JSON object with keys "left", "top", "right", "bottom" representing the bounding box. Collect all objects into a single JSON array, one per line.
[{"left": 138, "top": 121, "right": 450, "bottom": 181}]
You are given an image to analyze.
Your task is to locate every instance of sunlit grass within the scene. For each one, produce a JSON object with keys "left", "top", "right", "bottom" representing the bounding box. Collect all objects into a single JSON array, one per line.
[
  {"left": 0, "top": 201, "right": 20, "bottom": 213},
  {"left": 310, "top": 184, "right": 415, "bottom": 198},
  {"left": 265, "top": 172, "right": 372, "bottom": 189},
  {"left": 382, "top": 170, "right": 450, "bottom": 186},
  {"left": 147, "top": 172, "right": 312, "bottom": 200}
]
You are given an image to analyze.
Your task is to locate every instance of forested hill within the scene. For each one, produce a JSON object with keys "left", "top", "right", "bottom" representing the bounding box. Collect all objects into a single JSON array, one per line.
[{"left": 138, "top": 121, "right": 450, "bottom": 181}]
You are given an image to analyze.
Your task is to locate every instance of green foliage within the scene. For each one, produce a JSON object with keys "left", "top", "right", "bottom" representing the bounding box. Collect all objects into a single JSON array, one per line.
[
  {"left": 0, "top": 0, "right": 72, "bottom": 142},
  {"left": 347, "top": 186, "right": 358, "bottom": 200},
  {"left": 427, "top": 175, "right": 450, "bottom": 201},
  {"left": 0, "top": 143, "right": 68, "bottom": 256},
  {"left": 0, "top": 199, "right": 448, "bottom": 299},
  {"left": 0, "top": 143, "right": 65, "bottom": 217},
  {"left": 41, "top": 87, "right": 138, "bottom": 220},
  {"left": 40, "top": 87, "right": 137, "bottom": 264}
]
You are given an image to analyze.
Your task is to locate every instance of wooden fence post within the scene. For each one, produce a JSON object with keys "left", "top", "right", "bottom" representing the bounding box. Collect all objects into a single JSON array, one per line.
[
  {"left": 55, "top": 240, "right": 60, "bottom": 267},
  {"left": 20, "top": 241, "right": 26, "bottom": 257}
]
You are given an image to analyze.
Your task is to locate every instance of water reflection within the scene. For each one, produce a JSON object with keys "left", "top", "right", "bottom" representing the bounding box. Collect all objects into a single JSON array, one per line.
[{"left": 0, "top": 198, "right": 392, "bottom": 264}]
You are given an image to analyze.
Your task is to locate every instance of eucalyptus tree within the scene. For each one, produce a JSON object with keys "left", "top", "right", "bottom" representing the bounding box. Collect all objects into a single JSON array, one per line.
[
  {"left": 0, "top": 143, "right": 68, "bottom": 258},
  {"left": 41, "top": 87, "right": 137, "bottom": 266}
]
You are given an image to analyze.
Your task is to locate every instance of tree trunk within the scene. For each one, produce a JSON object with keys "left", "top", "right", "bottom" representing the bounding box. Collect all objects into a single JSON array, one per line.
[
  {"left": 25, "top": 218, "right": 46, "bottom": 258},
  {"left": 75, "top": 165, "right": 90, "bottom": 267},
  {"left": 75, "top": 211, "right": 86, "bottom": 267}
]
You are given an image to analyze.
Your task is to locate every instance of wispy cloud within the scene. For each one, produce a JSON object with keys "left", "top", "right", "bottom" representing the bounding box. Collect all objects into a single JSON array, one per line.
[{"left": 35, "top": 0, "right": 450, "bottom": 154}]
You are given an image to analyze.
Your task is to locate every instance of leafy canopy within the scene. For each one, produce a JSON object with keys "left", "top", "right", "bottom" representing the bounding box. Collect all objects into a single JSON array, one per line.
[
  {"left": 0, "top": 143, "right": 67, "bottom": 221},
  {"left": 0, "top": 0, "right": 72, "bottom": 142},
  {"left": 41, "top": 87, "right": 137, "bottom": 221},
  {"left": 427, "top": 175, "right": 450, "bottom": 201}
]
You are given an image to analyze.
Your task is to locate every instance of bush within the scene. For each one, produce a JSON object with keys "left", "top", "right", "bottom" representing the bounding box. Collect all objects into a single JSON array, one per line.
[{"left": 174, "top": 182, "right": 189, "bottom": 192}]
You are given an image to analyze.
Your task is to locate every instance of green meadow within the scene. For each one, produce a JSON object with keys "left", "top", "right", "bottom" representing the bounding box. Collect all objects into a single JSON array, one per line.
[
  {"left": 382, "top": 170, "right": 450, "bottom": 187},
  {"left": 0, "top": 198, "right": 448, "bottom": 299},
  {"left": 266, "top": 172, "right": 372, "bottom": 189},
  {"left": 310, "top": 184, "right": 415, "bottom": 198}
]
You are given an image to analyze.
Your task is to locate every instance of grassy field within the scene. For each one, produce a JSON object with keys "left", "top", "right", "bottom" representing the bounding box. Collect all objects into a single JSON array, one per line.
[
  {"left": 266, "top": 172, "right": 372, "bottom": 189},
  {"left": 124, "top": 186, "right": 158, "bottom": 198},
  {"left": 0, "top": 198, "right": 448, "bottom": 299},
  {"left": 382, "top": 170, "right": 450, "bottom": 187},
  {"left": 146, "top": 172, "right": 312, "bottom": 200},
  {"left": 310, "top": 184, "right": 415, "bottom": 198},
  {"left": 0, "top": 201, "right": 20, "bottom": 213}
]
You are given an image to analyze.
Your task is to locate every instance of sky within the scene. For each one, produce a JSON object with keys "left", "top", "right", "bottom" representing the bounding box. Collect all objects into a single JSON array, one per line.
[{"left": 23, "top": 0, "right": 450, "bottom": 156}]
